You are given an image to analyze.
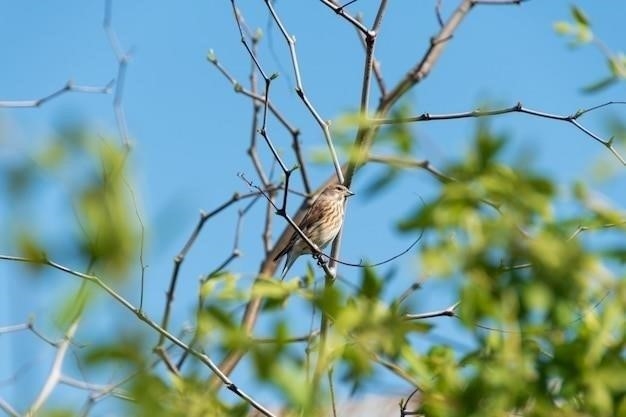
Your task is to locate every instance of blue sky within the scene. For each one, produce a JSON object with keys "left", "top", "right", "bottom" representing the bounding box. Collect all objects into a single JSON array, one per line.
[{"left": 1, "top": 0, "right": 625, "bottom": 413}]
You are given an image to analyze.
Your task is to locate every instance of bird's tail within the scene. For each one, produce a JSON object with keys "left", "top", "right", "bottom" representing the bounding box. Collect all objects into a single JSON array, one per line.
[{"left": 279, "top": 253, "right": 295, "bottom": 280}]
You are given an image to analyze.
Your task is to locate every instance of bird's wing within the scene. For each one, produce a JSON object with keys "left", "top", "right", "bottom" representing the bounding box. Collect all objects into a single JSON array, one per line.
[{"left": 272, "top": 202, "right": 323, "bottom": 261}]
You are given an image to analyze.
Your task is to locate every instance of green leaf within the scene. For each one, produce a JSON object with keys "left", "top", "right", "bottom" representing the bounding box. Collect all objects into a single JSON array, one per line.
[
  {"left": 571, "top": 6, "right": 590, "bottom": 27},
  {"left": 582, "top": 76, "right": 618, "bottom": 94},
  {"left": 55, "top": 283, "right": 92, "bottom": 327},
  {"left": 553, "top": 21, "right": 573, "bottom": 35},
  {"left": 608, "top": 55, "right": 626, "bottom": 78},
  {"left": 359, "top": 266, "right": 383, "bottom": 300},
  {"left": 206, "top": 49, "right": 217, "bottom": 63},
  {"left": 251, "top": 278, "right": 295, "bottom": 299},
  {"left": 575, "top": 25, "right": 593, "bottom": 44}
]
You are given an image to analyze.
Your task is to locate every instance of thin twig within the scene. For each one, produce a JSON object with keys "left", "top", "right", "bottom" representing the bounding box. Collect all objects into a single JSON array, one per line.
[
  {"left": 367, "top": 154, "right": 454, "bottom": 183},
  {"left": 177, "top": 197, "right": 255, "bottom": 370},
  {"left": 103, "top": 0, "right": 132, "bottom": 147},
  {"left": 59, "top": 376, "right": 132, "bottom": 401},
  {"left": 373, "top": 353, "right": 422, "bottom": 388},
  {"left": 324, "top": 230, "right": 422, "bottom": 269},
  {"left": 252, "top": 330, "right": 320, "bottom": 344},
  {"left": 568, "top": 220, "right": 626, "bottom": 240},
  {"left": 0, "top": 80, "right": 112, "bottom": 108},
  {"left": 26, "top": 319, "right": 80, "bottom": 416},
  {"left": 0, "top": 398, "right": 19, "bottom": 417},
  {"left": 207, "top": 54, "right": 300, "bottom": 138},
  {"left": 351, "top": 11, "right": 387, "bottom": 97},
  {"left": 121, "top": 175, "right": 148, "bottom": 311},
  {"left": 403, "top": 302, "right": 459, "bottom": 320},
  {"left": 0, "top": 319, "right": 57, "bottom": 346},
  {"left": 472, "top": 0, "right": 527, "bottom": 4},
  {"left": 395, "top": 281, "right": 423, "bottom": 305},
  {"left": 156, "top": 189, "right": 270, "bottom": 348},
  {"left": 318, "top": 0, "right": 370, "bottom": 36},
  {"left": 208, "top": 51, "right": 312, "bottom": 192},
  {"left": 79, "top": 342, "right": 182, "bottom": 416},
  {"left": 328, "top": 367, "right": 338, "bottom": 417},
  {"left": 155, "top": 346, "right": 182, "bottom": 377},
  {"left": 230, "top": 1, "right": 293, "bottom": 184},
  {"left": 400, "top": 387, "right": 423, "bottom": 417},
  {"left": 0, "top": 323, "right": 29, "bottom": 334},
  {"left": 372, "top": 101, "right": 626, "bottom": 165},
  {"left": 244, "top": 25, "right": 279, "bottom": 255}
]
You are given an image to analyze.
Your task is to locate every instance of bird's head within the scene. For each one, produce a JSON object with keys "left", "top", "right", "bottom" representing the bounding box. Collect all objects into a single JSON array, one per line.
[{"left": 324, "top": 184, "right": 355, "bottom": 200}]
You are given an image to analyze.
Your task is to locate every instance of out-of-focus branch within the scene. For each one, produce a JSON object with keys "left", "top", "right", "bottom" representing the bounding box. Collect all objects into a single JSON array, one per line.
[
  {"left": 252, "top": 330, "right": 321, "bottom": 344},
  {"left": 472, "top": 0, "right": 528, "bottom": 4},
  {"left": 403, "top": 302, "right": 460, "bottom": 320},
  {"left": 0, "top": 319, "right": 59, "bottom": 346},
  {"left": 0, "top": 398, "right": 19, "bottom": 417},
  {"left": 367, "top": 154, "right": 454, "bottom": 183},
  {"left": 103, "top": 0, "right": 132, "bottom": 147},
  {"left": 0, "top": 80, "right": 112, "bottom": 108},
  {"left": 568, "top": 220, "right": 626, "bottom": 240},
  {"left": 26, "top": 319, "right": 80, "bottom": 416},
  {"left": 79, "top": 342, "right": 182, "bottom": 416},
  {"left": 373, "top": 353, "right": 422, "bottom": 388},
  {"left": 59, "top": 376, "right": 132, "bottom": 401}
]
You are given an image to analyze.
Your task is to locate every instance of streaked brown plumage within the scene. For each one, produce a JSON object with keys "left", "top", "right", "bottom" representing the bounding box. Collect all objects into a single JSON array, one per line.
[{"left": 274, "top": 184, "right": 354, "bottom": 278}]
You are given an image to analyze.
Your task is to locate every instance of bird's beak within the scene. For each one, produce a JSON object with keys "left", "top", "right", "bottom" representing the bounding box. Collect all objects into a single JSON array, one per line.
[{"left": 346, "top": 190, "right": 355, "bottom": 197}]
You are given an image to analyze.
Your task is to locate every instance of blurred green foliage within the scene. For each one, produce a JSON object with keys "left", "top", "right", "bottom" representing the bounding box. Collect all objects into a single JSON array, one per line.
[
  {"left": 394, "top": 123, "right": 626, "bottom": 417},
  {"left": 554, "top": 6, "right": 626, "bottom": 93},
  {"left": 2, "top": 124, "right": 140, "bottom": 279}
]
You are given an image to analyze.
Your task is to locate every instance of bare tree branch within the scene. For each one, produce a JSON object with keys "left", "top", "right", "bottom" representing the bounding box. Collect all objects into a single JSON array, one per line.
[
  {"left": 26, "top": 319, "right": 80, "bottom": 416},
  {"left": 0, "top": 398, "right": 19, "bottom": 417},
  {"left": 103, "top": 0, "right": 132, "bottom": 147},
  {"left": 372, "top": 101, "right": 626, "bottom": 165},
  {"left": 403, "top": 302, "right": 460, "bottom": 320},
  {"left": 0, "top": 80, "right": 112, "bottom": 108}
]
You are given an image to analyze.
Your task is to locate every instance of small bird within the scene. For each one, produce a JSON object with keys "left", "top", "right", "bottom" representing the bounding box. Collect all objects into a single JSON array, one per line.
[{"left": 274, "top": 183, "right": 354, "bottom": 278}]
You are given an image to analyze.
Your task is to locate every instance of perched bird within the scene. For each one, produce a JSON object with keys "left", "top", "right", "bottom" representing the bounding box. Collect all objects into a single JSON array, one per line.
[{"left": 274, "top": 183, "right": 354, "bottom": 278}]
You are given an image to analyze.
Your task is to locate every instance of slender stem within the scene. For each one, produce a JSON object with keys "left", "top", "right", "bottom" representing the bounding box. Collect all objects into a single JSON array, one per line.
[
  {"left": 26, "top": 319, "right": 80, "bottom": 416},
  {"left": 372, "top": 101, "right": 626, "bottom": 165},
  {"left": 0, "top": 80, "right": 112, "bottom": 108}
]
